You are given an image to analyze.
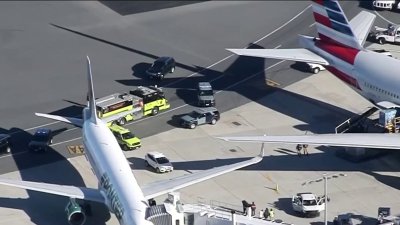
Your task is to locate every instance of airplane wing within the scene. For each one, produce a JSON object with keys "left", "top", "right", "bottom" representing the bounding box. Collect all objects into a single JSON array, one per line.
[
  {"left": 0, "top": 178, "right": 105, "bottom": 203},
  {"left": 226, "top": 48, "right": 329, "bottom": 65},
  {"left": 141, "top": 145, "right": 264, "bottom": 200},
  {"left": 348, "top": 11, "right": 376, "bottom": 47},
  {"left": 218, "top": 133, "right": 400, "bottom": 149},
  {"left": 35, "top": 113, "right": 84, "bottom": 127}
]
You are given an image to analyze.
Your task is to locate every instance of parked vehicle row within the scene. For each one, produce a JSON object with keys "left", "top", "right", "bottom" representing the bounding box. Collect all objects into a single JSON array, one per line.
[{"left": 1, "top": 57, "right": 221, "bottom": 176}]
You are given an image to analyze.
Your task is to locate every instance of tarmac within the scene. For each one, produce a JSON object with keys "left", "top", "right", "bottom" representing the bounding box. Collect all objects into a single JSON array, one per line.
[
  {"left": 1, "top": 43, "right": 400, "bottom": 225},
  {"left": 1, "top": 1, "right": 400, "bottom": 225}
]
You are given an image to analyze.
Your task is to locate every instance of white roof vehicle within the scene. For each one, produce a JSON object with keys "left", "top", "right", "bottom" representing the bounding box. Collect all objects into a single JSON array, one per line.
[
  {"left": 307, "top": 63, "right": 326, "bottom": 74},
  {"left": 370, "top": 24, "right": 400, "bottom": 45},
  {"left": 145, "top": 151, "right": 174, "bottom": 173},
  {"left": 373, "top": 0, "right": 396, "bottom": 10},
  {"left": 292, "top": 193, "right": 325, "bottom": 217}
]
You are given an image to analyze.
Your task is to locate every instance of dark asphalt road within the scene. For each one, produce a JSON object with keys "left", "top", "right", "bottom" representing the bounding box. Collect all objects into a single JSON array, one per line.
[{"left": 0, "top": 1, "right": 398, "bottom": 174}]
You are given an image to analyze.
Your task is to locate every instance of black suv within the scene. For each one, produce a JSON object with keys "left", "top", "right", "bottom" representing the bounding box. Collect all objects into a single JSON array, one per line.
[
  {"left": 29, "top": 128, "right": 53, "bottom": 152},
  {"left": 180, "top": 107, "right": 220, "bottom": 129},
  {"left": 146, "top": 57, "right": 176, "bottom": 80},
  {"left": 0, "top": 134, "right": 12, "bottom": 154}
]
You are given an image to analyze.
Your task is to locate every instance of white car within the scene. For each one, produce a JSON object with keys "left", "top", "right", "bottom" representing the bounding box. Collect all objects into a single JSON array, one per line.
[
  {"left": 307, "top": 63, "right": 326, "bottom": 74},
  {"left": 144, "top": 152, "right": 173, "bottom": 173},
  {"left": 292, "top": 192, "right": 325, "bottom": 217}
]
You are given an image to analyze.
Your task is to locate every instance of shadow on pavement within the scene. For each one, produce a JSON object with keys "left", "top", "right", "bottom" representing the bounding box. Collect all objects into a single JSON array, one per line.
[
  {"left": 132, "top": 62, "right": 152, "bottom": 80},
  {"left": 272, "top": 198, "right": 298, "bottom": 217},
  {"left": 168, "top": 113, "right": 188, "bottom": 128},
  {"left": 49, "top": 21, "right": 357, "bottom": 136},
  {"left": 100, "top": 1, "right": 207, "bottom": 16},
  {"left": 364, "top": 170, "right": 400, "bottom": 191},
  {"left": 350, "top": 213, "right": 377, "bottom": 225},
  {"left": 357, "top": 0, "right": 374, "bottom": 10}
]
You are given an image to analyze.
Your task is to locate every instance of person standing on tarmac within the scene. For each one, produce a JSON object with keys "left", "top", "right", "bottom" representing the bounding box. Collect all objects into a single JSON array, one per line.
[
  {"left": 263, "top": 207, "right": 270, "bottom": 220},
  {"left": 302, "top": 144, "right": 309, "bottom": 155},
  {"left": 259, "top": 209, "right": 264, "bottom": 218},
  {"left": 251, "top": 202, "right": 256, "bottom": 216},
  {"left": 268, "top": 208, "right": 275, "bottom": 220},
  {"left": 296, "top": 144, "right": 302, "bottom": 157}
]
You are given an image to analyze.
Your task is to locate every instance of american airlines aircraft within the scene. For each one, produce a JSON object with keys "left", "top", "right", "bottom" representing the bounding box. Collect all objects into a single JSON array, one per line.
[
  {"left": 0, "top": 57, "right": 264, "bottom": 225},
  {"left": 228, "top": 0, "right": 400, "bottom": 109},
  {"left": 221, "top": 0, "right": 400, "bottom": 148}
]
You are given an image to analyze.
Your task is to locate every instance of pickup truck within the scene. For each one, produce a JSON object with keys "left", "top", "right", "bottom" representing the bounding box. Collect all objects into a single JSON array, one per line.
[
  {"left": 292, "top": 192, "right": 325, "bottom": 217},
  {"left": 370, "top": 24, "right": 400, "bottom": 45}
]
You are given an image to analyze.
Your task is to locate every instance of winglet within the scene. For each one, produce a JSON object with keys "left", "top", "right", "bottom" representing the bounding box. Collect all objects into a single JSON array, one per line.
[{"left": 86, "top": 56, "right": 99, "bottom": 124}]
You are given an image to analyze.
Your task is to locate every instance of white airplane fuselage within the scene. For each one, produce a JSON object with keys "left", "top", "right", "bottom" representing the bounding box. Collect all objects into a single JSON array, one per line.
[
  {"left": 299, "top": 35, "right": 400, "bottom": 105},
  {"left": 82, "top": 108, "right": 149, "bottom": 225}
]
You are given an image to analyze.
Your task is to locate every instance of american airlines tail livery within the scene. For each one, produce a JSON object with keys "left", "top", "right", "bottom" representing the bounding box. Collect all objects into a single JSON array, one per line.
[
  {"left": 228, "top": 0, "right": 400, "bottom": 109},
  {"left": 222, "top": 0, "right": 400, "bottom": 148},
  {"left": 0, "top": 57, "right": 264, "bottom": 225}
]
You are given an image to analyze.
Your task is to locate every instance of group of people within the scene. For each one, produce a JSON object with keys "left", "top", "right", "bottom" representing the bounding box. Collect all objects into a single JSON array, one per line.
[
  {"left": 241, "top": 200, "right": 275, "bottom": 220},
  {"left": 296, "top": 144, "right": 309, "bottom": 156},
  {"left": 260, "top": 207, "right": 275, "bottom": 220}
]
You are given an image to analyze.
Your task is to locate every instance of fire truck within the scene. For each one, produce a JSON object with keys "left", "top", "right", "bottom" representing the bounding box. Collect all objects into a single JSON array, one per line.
[{"left": 96, "top": 86, "right": 170, "bottom": 126}]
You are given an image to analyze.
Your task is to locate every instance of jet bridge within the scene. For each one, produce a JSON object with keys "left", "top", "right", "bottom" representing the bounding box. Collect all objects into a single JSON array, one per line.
[
  {"left": 334, "top": 106, "right": 397, "bottom": 162},
  {"left": 335, "top": 106, "right": 379, "bottom": 134},
  {"left": 146, "top": 192, "right": 294, "bottom": 225}
]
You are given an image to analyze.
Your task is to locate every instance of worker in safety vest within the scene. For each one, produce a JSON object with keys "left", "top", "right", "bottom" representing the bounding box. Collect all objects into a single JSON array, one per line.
[{"left": 268, "top": 208, "right": 275, "bottom": 220}]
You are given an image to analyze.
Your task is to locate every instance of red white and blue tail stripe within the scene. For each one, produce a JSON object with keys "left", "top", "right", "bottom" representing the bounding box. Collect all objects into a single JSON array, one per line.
[{"left": 312, "top": 0, "right": 363, "bottom": 50}]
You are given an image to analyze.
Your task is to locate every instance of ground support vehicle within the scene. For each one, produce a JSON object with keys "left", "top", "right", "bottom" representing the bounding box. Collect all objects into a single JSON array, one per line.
[
  {"left": 372, "top": 0, "right": 397, "bottom": 10},
  {"left": 197, "top": 82, "right": 215, "bottom": 107},
  {"left": 130, "top": 86, "right": 170, "bottom": 116},
  {"left": 109, "top": 124, "right": 141, "bottom": 151},
  {"left": 377, "top": 207, "right": 400, "bottom": 225},
  {"left": 96, "top": 86, "right": 170, "bottom": 126},
  {"left": 370, "top": 24, "right": 400, "bottom": 45},
  {"left": 292, "top": 192, "right": 325, "bottom": 217},
  {"left": 180, "top": 107, "right": 220, "bottom": 129},
  {"left": 144, "top": 151, "right": 173, "bottom": 173}
]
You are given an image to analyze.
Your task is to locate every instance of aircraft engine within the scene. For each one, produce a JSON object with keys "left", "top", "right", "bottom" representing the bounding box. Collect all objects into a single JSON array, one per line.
[{"left": 65, "top": 198, "right": 86, "bottom": 225}]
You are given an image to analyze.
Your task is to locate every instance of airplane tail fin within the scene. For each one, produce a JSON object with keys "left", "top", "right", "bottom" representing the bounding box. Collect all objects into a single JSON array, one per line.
[
  {"left": 86, "top": 56, "right": 100, "bottom": 124},
  {"left": 311, "top": 0, "right": 362, "bottom": 50}
]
